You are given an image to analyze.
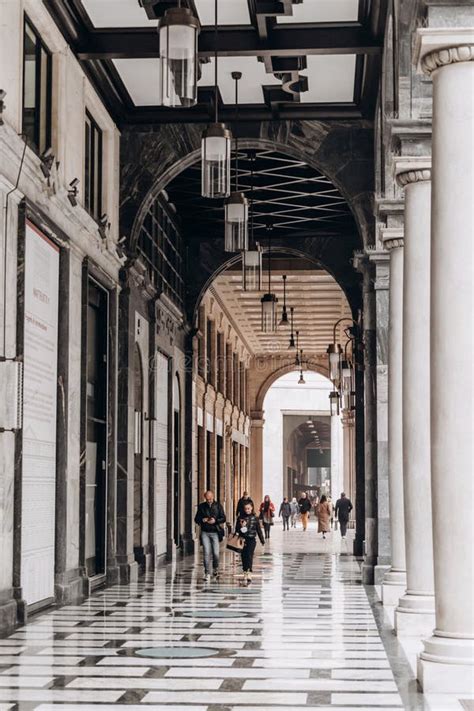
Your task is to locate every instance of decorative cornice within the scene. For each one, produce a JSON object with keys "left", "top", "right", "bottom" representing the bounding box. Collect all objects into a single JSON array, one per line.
[
  {"left": 415, "top": 28, "right": 474, "bottom": 75},
  {"left": 422, "top": 44, "right": 474, "bottom": 75},
  {"left": 382, "top": 228, "right": 404, "bottom": 251},
  {"left": 394, "top": 157, "right": 432, "bottom": 188}
]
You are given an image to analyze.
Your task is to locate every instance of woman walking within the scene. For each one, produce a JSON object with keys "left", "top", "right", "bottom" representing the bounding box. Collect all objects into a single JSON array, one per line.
[
  {"left": 236, "top": 501, "right": 265, "bottom": 586},
  {"left": 315, "top": 494, "right": 332, "bottom": 539},
  {"left": 290, "top": 497, "right": 299, "bottom": 528},
  {"left": 259, "top": 495, "right": 275, "bottom": 540},
  {"left": 279, "top": 497, "right": 291, "bottom": 531}
]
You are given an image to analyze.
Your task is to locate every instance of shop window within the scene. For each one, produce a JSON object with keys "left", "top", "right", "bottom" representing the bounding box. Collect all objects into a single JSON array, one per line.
[
  {"left": 22, "top": 17, "right": 52, "bottom": 154},
  {"left": 84, "top": 110, "right": 103, "bottom": 221}
]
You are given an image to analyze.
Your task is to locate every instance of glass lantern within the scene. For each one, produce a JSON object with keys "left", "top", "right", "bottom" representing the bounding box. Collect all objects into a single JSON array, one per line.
[
  {"left": 261, "top": 292, "right": 278, "bottom": 333},
  {"left": 158, "top": 8, "right": 200, "bottom": 108},
  {"left": 242, "top": 245, "right": 262, "bottom": 291},
  {"left": 201, "top": 123, "right": 232, "bottom": 198},
  {"left": 329, "top": 390, "right": 340, "bottom": 417},
  {"left": 327, "top": 343, "right": 342, "bottom": 384},
  {"left": 224, "top": 191, "right": 248, "bottom": 251}
]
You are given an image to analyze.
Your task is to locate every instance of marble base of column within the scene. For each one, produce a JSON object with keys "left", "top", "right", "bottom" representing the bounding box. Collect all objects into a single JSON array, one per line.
[
  {"left": 116, "top": 555, "right": 139, "bottom": 584},
  {"left": 181, "top": 535, "right": 195, "bottom": 556},
  {"left": 55, "top": 568, "right": 85, "bottom": 607},
  {"left": 395, "top": 592, "right": 435, "bottom": 636},
  {"left": 417, "top": 633, "right": 474, "bottom": 693},
  {"left": 0, "top": 590, "right": 17, "bottom": 636},
  {"left": 374, "top": 564, "right": 390, "bottom": 586},
  {"left": 381, "top": 569, "right": 407, "bottom": 607}
]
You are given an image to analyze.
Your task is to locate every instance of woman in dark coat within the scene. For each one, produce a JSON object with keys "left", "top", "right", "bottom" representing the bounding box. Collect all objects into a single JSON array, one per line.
[
  {"left": 236, "top": 501, "right": 265, "bottom": 585},
  {"left": 259, "top": 495, "right": 275, "bottom": 540}
]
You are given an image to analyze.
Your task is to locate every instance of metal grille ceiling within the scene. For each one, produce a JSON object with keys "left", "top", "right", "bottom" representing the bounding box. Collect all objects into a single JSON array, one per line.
[
  {"left": 165, "top": 149, "right": 355, "bottom": 241},
  {"left": 44, "top": 0, "right": 385, "bottom": 124}
]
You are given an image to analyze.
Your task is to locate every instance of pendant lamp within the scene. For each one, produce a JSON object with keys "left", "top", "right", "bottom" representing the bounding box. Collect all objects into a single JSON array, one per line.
[
  {"left": 157, "top": 3, "right": 200, "bottom": 108},
  {"left": 298, "top": 368, "right": 306, "bottom": 385},
  {"left": 242, "top": 151, "right": 262, "bottom": 291},
  {"left": 201, "top": 0, "right": 232, "bottom": 198},
  {"left": 288, "top": 306, "right": 296, "bottom": 348},
  {"left": 260, "top": 222, "right": 278, "bottom": 333},
  {"left": 279, "top": 274, "right": 289, "bottom": 325},
  {"left": 224, "top": 72, "right": 248, "bottom": 251}
]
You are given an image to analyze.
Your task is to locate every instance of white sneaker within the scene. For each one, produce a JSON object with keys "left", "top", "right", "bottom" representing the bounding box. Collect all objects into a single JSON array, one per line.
[{"left": 204, "top": 573, "right": 211, "bottom": 583}]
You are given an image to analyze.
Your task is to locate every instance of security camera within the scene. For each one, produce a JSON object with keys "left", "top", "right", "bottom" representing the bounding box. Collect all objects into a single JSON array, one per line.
[{"left": 40, "top": 148, "right": 55, "bottom": 179}]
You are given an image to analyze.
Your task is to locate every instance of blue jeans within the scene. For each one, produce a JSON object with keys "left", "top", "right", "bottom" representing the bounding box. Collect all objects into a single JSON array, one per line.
[{"left": 201, "top": 531, "right": 220, "bottom": 574}]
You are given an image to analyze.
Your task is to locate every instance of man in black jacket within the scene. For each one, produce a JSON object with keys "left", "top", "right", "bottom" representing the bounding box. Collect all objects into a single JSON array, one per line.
[
  {"left": 195, "top": 491, "right": 226, "bottom": 581},
  {"left": 335, "top": 492, "right": 353, "bottom": 539},
  {"left": 298, "top": 492, "right": 312, "bottom": 531}
]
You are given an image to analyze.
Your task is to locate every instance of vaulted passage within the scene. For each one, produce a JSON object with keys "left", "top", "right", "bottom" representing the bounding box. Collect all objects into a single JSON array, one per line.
[{"left": 0, "top": 0, "right": 473, "bottom": 707}]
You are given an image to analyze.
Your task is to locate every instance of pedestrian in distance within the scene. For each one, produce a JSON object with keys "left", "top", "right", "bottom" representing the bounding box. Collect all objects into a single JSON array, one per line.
[
  {"left": 236, "top": 491, "right": 254, "bottom": 519},
  {"left": 259, "top": 495, "right": 275, "bottom": 539},
  {"left": 290, "top": 497, "right": 299, "bottom": 528},
  {"left": 236, "top": 501, "right": 265, "bottom": 586},
  {"left": 315, "top": 494, "right": 332, "bottom": 539},
  {"left": 327, "top": 496, "right": 334, "bottom": 529},
  {"left": 298, "top": 492, "right": 312, "bottom": 531},
  {"left": 279, "top": 497, "right": 291, "bottom": 531},
  {"left": 335, "top": 492, "right": 353, "bottom": 539},
  {"left": 194, "top": 490, "right": 226, "bottom": 582}
]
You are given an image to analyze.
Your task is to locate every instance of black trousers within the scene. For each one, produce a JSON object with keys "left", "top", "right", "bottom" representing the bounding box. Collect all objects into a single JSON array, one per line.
[
  {"left": 282, "top": 515, "right": 290, "bottom": 530},
  {"left": 339, "top": 518, "right": 348, "bottom": 537},
  {"left": 263, "top": 522, "right": 271, "bottom": 538},
  {"left": 241, "top": 537, "right": 257, "bottom": 572}
]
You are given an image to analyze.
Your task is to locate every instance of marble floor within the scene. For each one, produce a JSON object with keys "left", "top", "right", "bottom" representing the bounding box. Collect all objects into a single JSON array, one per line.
[{"left": 0, "top": 522, "right": 466, "bottom": 710}]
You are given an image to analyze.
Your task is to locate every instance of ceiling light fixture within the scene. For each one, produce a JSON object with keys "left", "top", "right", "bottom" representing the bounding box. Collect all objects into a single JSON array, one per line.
[
  {"left": 201, "top": 0, "right": 232, "bottom": 198},
  {"left": 288, "top": 306, "right": 296, "bottom": 348},
  {"left": 242, "top": 151, "right": 262, "bottom": 291},
  {"left": 260, "top": 218, "right": 278, "bottom": 333},
  {"left": 224, "top": 72, "right": 248, "bottom": 252},
  {"left": 157, "top": 1, "right": 200, "bottom": 108},
  {"left": 279, "top": 274, "right": 289, "bottom": 325}
]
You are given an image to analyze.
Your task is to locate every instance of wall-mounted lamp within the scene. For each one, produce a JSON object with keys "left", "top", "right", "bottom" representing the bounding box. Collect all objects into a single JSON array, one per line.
[
  {"left": 98, "top": 213, "right": 110, "bottom": 240},
  {"left": 329, "top": 390, "right": 340, "bottom": 417}
]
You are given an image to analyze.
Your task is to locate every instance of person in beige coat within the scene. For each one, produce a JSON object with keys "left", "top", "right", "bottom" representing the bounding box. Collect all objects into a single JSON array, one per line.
[{"left": 315, "top": 495, "right": 332, "bottom": 539}]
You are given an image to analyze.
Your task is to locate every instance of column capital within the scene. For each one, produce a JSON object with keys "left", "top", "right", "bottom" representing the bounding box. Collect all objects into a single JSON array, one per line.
[
  {"left": 415, "top": 28, "right": 474, "bottom": 75},
  {"left": 394, "top": 157, "right": 432, "bottom": 188},
  {"left": 382, "top": 227, "right": 404, "bottom": 252}
]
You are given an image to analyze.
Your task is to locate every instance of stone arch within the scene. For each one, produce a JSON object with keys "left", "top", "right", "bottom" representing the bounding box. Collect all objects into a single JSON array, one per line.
[
  {"left": 121, "top": 125, "right": 374, "bottom": 252},
  {"left": 253, "top": 360, "right": 331, "bottom": 414}
]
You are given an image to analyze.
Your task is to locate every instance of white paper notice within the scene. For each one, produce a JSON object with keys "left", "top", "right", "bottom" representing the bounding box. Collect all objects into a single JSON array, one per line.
[{"left": 21, "top": 220, "right": 60, "bottom": 605}]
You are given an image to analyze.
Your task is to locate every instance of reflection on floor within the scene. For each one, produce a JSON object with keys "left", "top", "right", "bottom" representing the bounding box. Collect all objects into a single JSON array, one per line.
[{"left": 0, "top": 522, "right": 465, "bottom": 710}]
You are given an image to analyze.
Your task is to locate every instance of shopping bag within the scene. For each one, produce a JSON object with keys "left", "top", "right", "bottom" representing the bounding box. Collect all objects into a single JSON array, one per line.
[{"left": 226, "top": 533, "right": 245, "bottom": 553}]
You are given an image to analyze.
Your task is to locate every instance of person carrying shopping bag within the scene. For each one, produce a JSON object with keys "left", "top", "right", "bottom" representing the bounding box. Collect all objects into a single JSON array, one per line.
[{"left": 236, "top": 501, "right": 265, "bottom": 586}]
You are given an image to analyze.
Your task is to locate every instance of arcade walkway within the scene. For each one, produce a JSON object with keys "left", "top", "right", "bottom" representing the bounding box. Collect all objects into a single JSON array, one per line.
[{"left": 0, "top": 525, "right": 463, "bottom": 711}]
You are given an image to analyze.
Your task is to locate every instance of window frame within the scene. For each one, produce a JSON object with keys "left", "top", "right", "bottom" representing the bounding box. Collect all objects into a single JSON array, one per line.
[
  {"left": 22, "top": 15, "right": 52, "bottom": 155},
  {"left": 84, "top": 109, "right": 104, "bottom": 222}
]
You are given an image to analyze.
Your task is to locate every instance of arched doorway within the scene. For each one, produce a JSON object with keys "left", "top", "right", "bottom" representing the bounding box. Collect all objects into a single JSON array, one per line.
[{"left": 133, "top": 344, "right": 144, "bottom": 565}]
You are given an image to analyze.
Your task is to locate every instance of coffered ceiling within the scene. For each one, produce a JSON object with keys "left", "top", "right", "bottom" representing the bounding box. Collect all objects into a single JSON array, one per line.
[
  {"left": 210, "top": 259, "right": 352, "bottom": 357},
  {"left": 44, "top": 0, "right": 386, "bottom": 124}
]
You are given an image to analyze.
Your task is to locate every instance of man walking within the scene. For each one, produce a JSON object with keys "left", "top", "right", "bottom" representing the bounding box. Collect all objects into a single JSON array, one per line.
[
  {"left": 298, "top": 492, "right": 312, "bottom": 531},
  {"left": 279, "top": 497, "right": 291, "bottom": 531},
  {"left": 335, "top": 492, "right": 353, "bottom": 539},
  {"left": 195, "top": 490, "right": 226, "bottom": 581}
]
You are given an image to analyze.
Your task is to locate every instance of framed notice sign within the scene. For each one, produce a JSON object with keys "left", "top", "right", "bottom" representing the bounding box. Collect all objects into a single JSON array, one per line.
[{"left": 20, "top": 220, "right": 60, "bottom": 606}]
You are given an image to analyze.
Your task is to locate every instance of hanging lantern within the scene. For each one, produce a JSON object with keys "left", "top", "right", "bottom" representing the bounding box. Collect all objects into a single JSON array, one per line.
[
  {"left": 261, "top": 292, "right": 278, "bottom": 333},
  {"left": 224, "top": 71, "right": 248, "bottom": 251},
  {"left": 158, "top": 7, "right": 200, "bottom": 108},
  {"left": 288, "top": 306, "right": 296, "bottom": 348},
  {"left": 298, "top": 369, "right": 305, "bottom": 385},
  {"left": 243, "top": 243, "right": 262, "bottom": 291},
  {"left": 279, "top": 274, "right": 289, "bottom": 325},
  {"left": 327, "top": 343, "right": 342, "bottom": 384},
  {"left": 201, "top": 0, "right": 232, "bottom": 198},
  {"left": 260, "top": 223, "right": 278, "bottom": 333}
]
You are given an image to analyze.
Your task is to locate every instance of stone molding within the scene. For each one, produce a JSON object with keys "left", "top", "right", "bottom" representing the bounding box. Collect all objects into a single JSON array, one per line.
[
  {"left": 422, "top": 44, "right": 474, "bottom": 75},
  {"left": 394, "top": 156, "right": 432, "bottom": 188},
  {"left": 382, "top": 228, "right": 404, "bottom": 252}
]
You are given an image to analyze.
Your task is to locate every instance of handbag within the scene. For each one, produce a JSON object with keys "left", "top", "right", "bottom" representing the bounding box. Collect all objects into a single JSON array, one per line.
[{"left": 226, "top": 533, "right": 245, "bottom": 553}]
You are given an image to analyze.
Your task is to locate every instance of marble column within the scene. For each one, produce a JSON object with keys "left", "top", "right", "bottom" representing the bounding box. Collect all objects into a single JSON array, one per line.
[
  {"left": 416, "top": 32, "right": 474, "bottom": 691},
  {"left": 381, "top": 230, "right": 407, "bottom": 607},
  {"left": 394, "top": 158, "right": 435, "bottom": 636},
  {"left": 341, "top": 410, "right": 355, "bottom": 501},
  {"left": 330, "top": 414, "right": 343, "bottom": 502},
  {"left": 249, "top": 411, "right": 264, "bottom": 508}
]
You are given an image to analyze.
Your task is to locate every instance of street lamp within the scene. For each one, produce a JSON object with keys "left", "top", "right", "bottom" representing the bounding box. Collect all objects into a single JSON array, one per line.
[
  {"left": 157, "top": 6, "right": 200, "bottom": 107},
  {"left": 329, "top": 389, "right": 340, "bottom": 416}
]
